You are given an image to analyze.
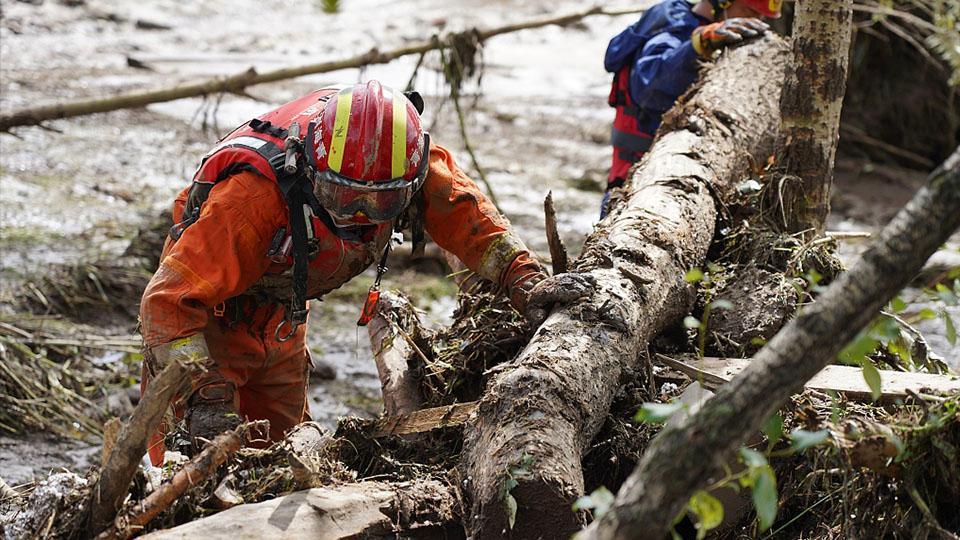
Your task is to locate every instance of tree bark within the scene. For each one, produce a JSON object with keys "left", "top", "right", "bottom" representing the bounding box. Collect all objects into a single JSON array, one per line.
[
  {"left": 460, "top": 36, "right": 789, "bottom": 540},
  {"left": 779, "top": 0, "right": 854, "bottom": 235},
  {"left": 367, "top": 291, "right": 426, "bottom": 417},
  {"left": 0, "top": 6, "right": 648, "bottom": 131},
  {"left": 581, "top": 148, "right": 960, "bottom": 539}
]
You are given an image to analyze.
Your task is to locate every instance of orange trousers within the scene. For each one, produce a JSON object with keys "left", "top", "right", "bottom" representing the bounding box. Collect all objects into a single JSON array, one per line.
[{"left": 144, "top": 303, "right": 311, "bottom": 466}]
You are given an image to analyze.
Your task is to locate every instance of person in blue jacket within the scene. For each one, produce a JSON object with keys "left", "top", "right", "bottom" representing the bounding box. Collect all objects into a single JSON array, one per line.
[{"left": 601, "top": 0, "right": 782, "bottom": 217}]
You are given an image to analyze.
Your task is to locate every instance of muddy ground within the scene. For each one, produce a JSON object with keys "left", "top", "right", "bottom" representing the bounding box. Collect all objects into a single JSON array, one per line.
[{"left": 1, "top": 0, "right": 957, "bottom": 484}]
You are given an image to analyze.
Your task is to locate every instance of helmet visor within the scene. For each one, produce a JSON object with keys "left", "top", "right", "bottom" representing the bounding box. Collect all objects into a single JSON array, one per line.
[
  {"left": 316, "top": 180, "right": 412, "bottom": 223},
  {"left": 314, "top": 134, "right": 430, "bottom": 223}
]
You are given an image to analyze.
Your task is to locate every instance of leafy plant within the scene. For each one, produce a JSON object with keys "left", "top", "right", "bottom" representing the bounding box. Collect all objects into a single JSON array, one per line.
[{"left": 319, "top": 0, "right": 341, "bottom": 14}]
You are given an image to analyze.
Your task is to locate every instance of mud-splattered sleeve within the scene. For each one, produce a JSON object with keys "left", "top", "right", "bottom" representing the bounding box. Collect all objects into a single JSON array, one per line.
[{"left": 421, "top": 143, "right": 544, "bottom": 292}]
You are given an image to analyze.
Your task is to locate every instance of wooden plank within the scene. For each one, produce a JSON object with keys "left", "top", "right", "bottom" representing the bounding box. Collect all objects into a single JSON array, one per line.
[
  {"left": 371, "top": 402, "right": 477, "bottom": 438},
  {"left": 655, "top": 354, "right": 960, "bottom": 401}
]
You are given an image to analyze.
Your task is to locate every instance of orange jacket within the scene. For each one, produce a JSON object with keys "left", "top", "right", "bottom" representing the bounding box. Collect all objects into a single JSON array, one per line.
[{"left": 140, "top": 143, "right": 542, "bottom": 347}]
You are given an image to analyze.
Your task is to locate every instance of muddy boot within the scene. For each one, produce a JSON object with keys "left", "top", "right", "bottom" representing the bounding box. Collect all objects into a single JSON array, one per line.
[{"left": 185, "top": 380, "right": 241, "bottom": 454}]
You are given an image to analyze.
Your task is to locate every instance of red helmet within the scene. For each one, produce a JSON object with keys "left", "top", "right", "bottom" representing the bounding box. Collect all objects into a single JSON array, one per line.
[
  {"left": 311, "top": 80, "right": 429, "bottom": 223},
  {"left": 740, "top": 0, "right": 782, "bottom": 18}
]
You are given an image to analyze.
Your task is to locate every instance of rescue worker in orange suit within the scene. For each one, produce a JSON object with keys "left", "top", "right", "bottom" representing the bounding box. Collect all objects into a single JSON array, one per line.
[
  {"left": 601, "top": 0, "right": 781, "bottom": 216},
  {"left": 139, "top": 81, "right": 585, "bottom": 465}
]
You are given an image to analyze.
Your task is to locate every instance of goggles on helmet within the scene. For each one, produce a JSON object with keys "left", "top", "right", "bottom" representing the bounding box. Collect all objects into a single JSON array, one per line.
[{"left": 315, "top": 134, "right": 430, "bottom": 223}]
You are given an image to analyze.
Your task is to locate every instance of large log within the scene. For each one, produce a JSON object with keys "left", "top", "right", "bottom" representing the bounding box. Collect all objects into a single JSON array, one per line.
[
  {"left": 460, "top": 36, "right": 790, "bottom": 539},
  {"left": 582, "top": 149, "right": 960, "bottom": 540},
  {"left": 140, "top": 479, "right": 459, "bottom": 540}
]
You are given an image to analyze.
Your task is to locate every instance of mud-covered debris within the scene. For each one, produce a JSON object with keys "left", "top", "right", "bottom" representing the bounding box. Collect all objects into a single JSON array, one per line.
[{"left": 0, "top": 471, "right": 89, "bottom": 540}]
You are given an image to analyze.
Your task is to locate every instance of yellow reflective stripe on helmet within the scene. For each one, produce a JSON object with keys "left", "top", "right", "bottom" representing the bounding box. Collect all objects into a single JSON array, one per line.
[
  {"left": 328, "top": 89, "right": 353, "bottom": 173},
  {"left": 391, "top": 91, "right": 407, "bottom": 178}
]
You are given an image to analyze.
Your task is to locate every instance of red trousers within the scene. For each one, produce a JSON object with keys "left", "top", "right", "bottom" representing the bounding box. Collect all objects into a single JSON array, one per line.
[{"left": 144, "top": 304, "right": 310, "bottom": 466}]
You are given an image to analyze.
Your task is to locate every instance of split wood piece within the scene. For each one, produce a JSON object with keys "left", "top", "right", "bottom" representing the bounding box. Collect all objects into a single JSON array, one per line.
[
  {"left": 139, "top": 478, "right": 459, "bottom": 540},
  {"left": 461, "top": 36, "right": 790, "bottom": 540},
  {"left": 372, "top": 401, "right": 477, "bottom": 438},
  {"left": 656, "top": 354, "right": 960, "bottom": 402},
  {"left": 285, "top": 421, "right": 336, "bottom": 489},
  {"left": 367, "top": 291, "right": 426, "bottom": 417},
  {"left": 101, "top": 418, "right": 123, "bottom": 468},
  {"left": 544, "top": 191, "right": 569, "bottom": 274},
  {"left": 102, "top": 422, "right": 262, "bottom": 540},
  {"left": 88, "top": 356, "right": 204, "bottom": 534},
  {"left": 582, "top": 151, "right": 960, "bottom": 538},
  {"left": 0, "top": 5, "right": 651, "bottom": 131}
]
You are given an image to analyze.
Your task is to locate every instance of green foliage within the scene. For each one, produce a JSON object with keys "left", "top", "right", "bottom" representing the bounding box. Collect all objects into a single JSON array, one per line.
[
  {"left": 573, "top": 486, "right": 616, "bottom": 519},
  {"left": 319, "top": 0, "right": 341, "bottom": 14},
  {"left": 688, "top": 491, "right": 724, "bottom": 538},
  {"left": 789, "top": 429, "right": 831, "bottom": 452},
  {"left": 501, "top": 454, "right": 535, "bottom": 529},
  {"left": 737, "top": 448, "right": 778, "bottom": 532},
  {"left": 682, "top": 265, "right": 732, "bottom": 357},
  {"left": 763, "top": 413, "right": 784, "bottom": 451},
  {"left": 633, "top": 401, "right": 684, "bottom": 424}
]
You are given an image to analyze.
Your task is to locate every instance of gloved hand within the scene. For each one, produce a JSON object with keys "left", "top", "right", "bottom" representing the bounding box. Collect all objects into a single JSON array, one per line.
[
  {"left": 692, "top": 18, "right": 769, "bottom": 57},
  {"left": 522, "top": 273, "right": 596, "bottom": 327}
]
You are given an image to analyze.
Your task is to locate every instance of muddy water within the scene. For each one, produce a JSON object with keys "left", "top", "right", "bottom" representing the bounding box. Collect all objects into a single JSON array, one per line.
[{"left": 2, "top": 0, "right": 956, "bottom": 483}]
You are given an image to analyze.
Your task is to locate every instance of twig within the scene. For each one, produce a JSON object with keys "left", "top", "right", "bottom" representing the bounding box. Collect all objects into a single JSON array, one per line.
[
  {"left": 438, "top": 41, "right": 501, "bottom": 210},
  {"left": 544, "top": 191, "right": 569, "bottom": 274}
]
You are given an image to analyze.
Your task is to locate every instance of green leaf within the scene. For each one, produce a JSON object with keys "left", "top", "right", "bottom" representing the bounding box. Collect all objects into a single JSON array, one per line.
[
  {"left": 683, "top": 316, "right": 703, "bottom": 329},
  {"left": 943, "top": 309, "right": 957, "bottom": 346},
  {"left": 762, "top": 414, "right": 783, "bottom": 447},
  {"left": 789, "top": 429, "right": 830, "bottom": 452},
  {"left": 688, "top": 491, "right": 724, "bottom": 538},
  {"left": 739, "top": 447, "right": 767, "bottom": 468},
  {"left": 685, "top": 268, "right": 705, "bottom": 283},
  {"left": 860, "top": 359, "right": 883, "bottom": 401},
  {"left": 838, "top": 330, "right": 878, "bottom": 365},
  {"left": 710, "top": 299, "right": 734, "bottom": 311},
  {"left": 505, "top": 493, "right": 518, "bottom": 529},
  {"left": 751, "top": 465, "right": 778, "bottom": 531},
  {"left": 935, "top": 283, "right": 958, "bottom": 305},
  {"left": 919, "top": 308, "right": 938, "bottom": 320},
  {"left": 572, "top": 486, "right": 615, "bottom": 519},
  {"left": 634, "top": 401, "right": 684, "bottom": 423},
  {"left": 890, "top": 296, "right": 907, "bottom": 313}
]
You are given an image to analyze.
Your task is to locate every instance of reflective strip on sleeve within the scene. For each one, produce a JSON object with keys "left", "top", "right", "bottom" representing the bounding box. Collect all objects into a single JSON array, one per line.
[
  {"left": 391, "top": 90, "right": 407, "bottom": 178},
  {"left": 476, "top": 232, "right": 526, "bottom": 284},
  {"left": 328, "top": 89, "right": 354, "bottom": 173}
]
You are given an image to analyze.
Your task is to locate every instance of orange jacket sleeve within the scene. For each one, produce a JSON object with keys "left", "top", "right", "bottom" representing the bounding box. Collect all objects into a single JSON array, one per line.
[
  {"left": 421, "top": 143, "right": 545, "bottom": 297},
  {"left": 140, "top": 171, "right": 286, "bottom": 347}
]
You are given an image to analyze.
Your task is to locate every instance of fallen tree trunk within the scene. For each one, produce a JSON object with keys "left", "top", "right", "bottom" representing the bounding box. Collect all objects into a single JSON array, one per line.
[
  {"left": 582, "top": 149, "right": 960, "bottom": 539},
  {"left": 0, "top": 5, "right": 648, "bottom": 131},
  {"left": 139, "top": 478, "right": 459, "bottom": 540},
  {"left": 461, "top": 36, "right": 790, "bottom": 539}
]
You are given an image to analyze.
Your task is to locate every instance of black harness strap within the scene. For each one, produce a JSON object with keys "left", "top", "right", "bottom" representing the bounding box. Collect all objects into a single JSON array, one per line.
[{"left": 275, "top": 172, "right": 311, "bottom": 341}]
